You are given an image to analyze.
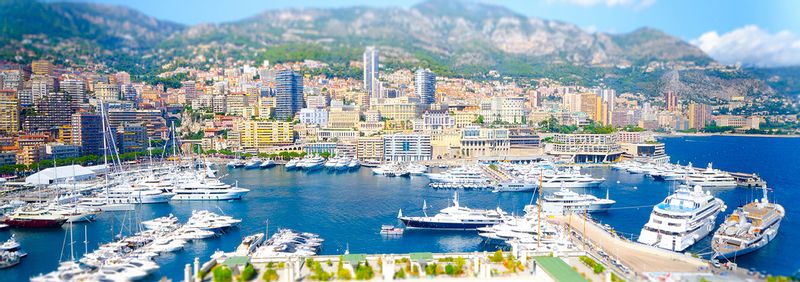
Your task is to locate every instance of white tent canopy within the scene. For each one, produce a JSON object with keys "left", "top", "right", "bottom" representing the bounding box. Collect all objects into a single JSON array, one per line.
[{"left": 25, "top": 165, "right": 97, "bottom": 185}]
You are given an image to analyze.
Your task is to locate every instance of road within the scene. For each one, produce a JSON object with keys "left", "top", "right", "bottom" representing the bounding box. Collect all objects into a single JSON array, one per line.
[{"left": 549, "top": 214, "right": 708, "bottom": 274}]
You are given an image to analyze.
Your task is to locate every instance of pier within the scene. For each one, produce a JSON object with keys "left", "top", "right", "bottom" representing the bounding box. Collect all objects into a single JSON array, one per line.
[{"left": 729, "top": 172, "right": 766, "bottom": 187}]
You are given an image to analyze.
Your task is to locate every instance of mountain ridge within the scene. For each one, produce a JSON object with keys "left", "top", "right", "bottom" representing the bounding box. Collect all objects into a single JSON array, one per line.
[{"left": 0, "top": 0, "right": 788, "bottom": 99}]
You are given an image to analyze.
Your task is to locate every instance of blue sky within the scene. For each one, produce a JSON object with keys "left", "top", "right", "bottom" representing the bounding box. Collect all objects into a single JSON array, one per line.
[{"left": 81, "top": 0, "right": 800, "bottom": 67}]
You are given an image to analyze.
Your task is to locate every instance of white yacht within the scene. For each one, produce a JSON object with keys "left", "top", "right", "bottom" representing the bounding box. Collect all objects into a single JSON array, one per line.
[
  {"left": 243, "top": 158, "right": 262, "bottom": 169},
  {"left": 533, "top": 170, "right": 604, "bottom": 189},
  {"left": 334, "top": 158, "right": 349, "bottom": 171},
  {"left": 405, "top": 163, "right": 426, "bottom": 175},
  {"left": 712, "top": 186, "right": 784, "bottom": 259},
  {"left": 494, "top": 180, "right": 537, "bottom": 192},
  {"left": 324, "top": 158, "right": 338, "bottom": 170},
  {"left": 171, "top": 178, "right": 249, "bottom": 201},
  {"left": 684, "top": 163, "right": 737, "bottom": 188},
  {"left": 48, "top": 204, "right": 101, "bottom": 223},
  {"left": 538, "top": 186, "right": 616, "bottom": 214},
  {"left": 638, "top": 185, "right": 726, "bottom": 252},
  {"left": 84, "top": 184, "right": 175, "bottom": 205},
  {"left": 259, "top": 159, "right": 276, "bottom": 169},
  {"left": 347, "top": 159, "right": 361, "bottom": 170},
  {"left": 285, "top": 158, "right": 300, "bottom": 170},
  {"left": 426, "top": 166, "right": 489, "bottom": 184},
  {"left": 477, "top": 215, "right": 560, "bottom": 246},
  {"left": 398, "top": 192, "right": 507, "bottom": 230},
  {"left": 298, "top": 156, "right": 325, "bottom": 171}
]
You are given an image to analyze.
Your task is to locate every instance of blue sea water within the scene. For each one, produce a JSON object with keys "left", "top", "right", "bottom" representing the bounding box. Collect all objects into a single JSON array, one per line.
[{"left": 0, "top": 135, "right": 797, "bottom": 281}]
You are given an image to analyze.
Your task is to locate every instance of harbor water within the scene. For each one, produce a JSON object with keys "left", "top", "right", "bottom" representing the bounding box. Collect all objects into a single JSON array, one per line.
[{"left": 1, "top": 135, "right": 798, "bottom": 280}]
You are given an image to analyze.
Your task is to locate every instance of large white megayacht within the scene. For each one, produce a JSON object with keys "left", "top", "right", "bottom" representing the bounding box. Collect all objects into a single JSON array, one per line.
[
  {"left": 683, "top": 163, "right": 737, "bottom": 188},
  {"left": 538, "top": 186, "right": 616, "bottom": 215},
  {"left": 638, "top": 184, "right": 726, "bottom": 252},
  {"left": 712, "top": 185, "right": 784, "bottom": 259}
]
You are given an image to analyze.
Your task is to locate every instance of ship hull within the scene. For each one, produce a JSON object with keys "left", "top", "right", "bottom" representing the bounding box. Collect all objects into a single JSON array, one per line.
[
  {"left": 399, "top": 218, "right": 499, "bottom": 230},
  {"left": 713, "top": 220, "right": 781, "bottom": 259},
  {"left": 3, "top": 218, "right": 67, "bottom": 228},
  {"left": 171, "top": 190, "right": 248, "bottom": 201}
]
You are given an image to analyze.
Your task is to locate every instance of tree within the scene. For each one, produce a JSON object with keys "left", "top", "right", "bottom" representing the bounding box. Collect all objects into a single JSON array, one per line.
[{"left": 475, "top": 115, "right": 484, "bottom": 124}]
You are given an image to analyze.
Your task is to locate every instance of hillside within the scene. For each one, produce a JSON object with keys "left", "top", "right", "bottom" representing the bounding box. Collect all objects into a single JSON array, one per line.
[{"left": 0, "top": 0, "right": 786, "bottom": 99}]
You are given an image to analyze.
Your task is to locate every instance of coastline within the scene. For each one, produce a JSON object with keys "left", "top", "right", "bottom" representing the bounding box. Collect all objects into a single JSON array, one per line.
[{"left": 655, "top": 132, "right": 800, "bottom": 138}]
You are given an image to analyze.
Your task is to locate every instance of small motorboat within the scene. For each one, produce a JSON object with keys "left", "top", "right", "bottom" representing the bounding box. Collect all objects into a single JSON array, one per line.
[{"left": 379, "top": 225, "right": 404, "bottom": 236}]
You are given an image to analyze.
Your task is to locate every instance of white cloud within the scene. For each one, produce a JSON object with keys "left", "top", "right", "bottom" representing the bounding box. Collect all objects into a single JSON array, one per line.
[
  {"left": 552, "top": 0, "right": 656, "bottom": 9},
  {"left": 691, "top": 25, "right": 800, "bottom": 68}
]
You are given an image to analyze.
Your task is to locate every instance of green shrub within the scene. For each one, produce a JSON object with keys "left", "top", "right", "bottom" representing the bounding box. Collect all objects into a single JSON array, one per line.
[
  {"left": 262, "top": 268, "right": 279, "bottom": 282},
  {"left": 489, "top": 250, "right": 504, "bottom": 263},
  {"left": 238, "top": 264, "right": 256, "bottom": 281},
  {"left": 394, "top": 267, "right": 406, "bottom": 279},
  {"left": 213, "top": 265, "right": 233, "bottom": 282},
  {"left": 445, "top": 264, "right": 455, "bottom": 276}
]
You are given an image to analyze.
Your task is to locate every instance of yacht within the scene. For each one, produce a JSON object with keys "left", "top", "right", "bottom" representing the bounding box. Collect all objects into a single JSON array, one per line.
[
  {"left": 259, "top": 159, "right": 276, "bottom": 169},
  {"left": 174, "top": 228, "right": 216, "bottom": 240},
  {"left": 171, "top": 178, "right": 249, "bottom": 201},
  {"left": 638, "top": 185, "right": 726, "bottom": 252},
  {"left": 243, "top": 158, "right": 262, "bottom": 169},
  {"left": 398, "top": 192, "right": 507, "bottom": 230},
  {"left": 538, "top": 186, "right": 616, "bottom": 214},
  {"left": 533, "top": 170, "right": 604, "bottom": 189},
  {"left": 712, "top": 186, "right": 784, "bottom": 259},
  {"left": 142, "top": 214, "right": 179, "bottom": 231},
  {"left": 477, "top": 215, "right": 560, "bottom": 246},
  {"left": 684, "top": 163, "right": 737, "bottom": 188},
  {"left": 426, "top": 166, "right": 489, "bottom": 184},
  {"left": 226, "top": 160, "right": 245, "bottom": 168},
  {"left": 650, "top": 164, "right": 691, "bottom": 181},
  {"left": 494, "top": 180, "right": 537, "bottom": 192},
  {"left": 299, "top": 156, "right": 325, "bottom": 171},
  {"left": 285, "top": 158, "right": 300, "bottom": 170},
  {"left": 0, "top": 235, "right": 21, "bottom": 252},
  {"left": 405, "top": 163, "right": 426, "bottom": 175},
  {"left": 48, "top": 204, "right": 101, "bottom": 223},
  {"left": 213, "top": 229, "right": 324, "bottom": 259},
  {"left": 2, "top": 207, "right": 67, "bottom": 228},
  {"left": 0, "top": 250, "right": 22, "bottom": 269},
  {"left": 347, "top": 159, "right": 361, "bottom": 170},
  {"left": 84, "top": 184, "right": 175, "bottom": 205},
  {"left": 324, "top": 158, "right": 339, "bottom": 170},
  {"left": 335, "top": 158, "right": 350, "bottom": 171}
]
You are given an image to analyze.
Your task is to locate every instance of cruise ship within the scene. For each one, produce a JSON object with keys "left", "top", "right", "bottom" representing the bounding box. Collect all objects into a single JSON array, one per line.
[
  {"left": 397, "top": 192, "right": 507, "bottom": 230},
  {"left": 684, "top": 163, "right": 737, "bottom": 188},
  {"left": 538, "top": 187, "right": 616, "bottom": 215},
  {"left": 637, "top": 185, "right": 726, "bottom": 252},
  {"left": 171, "top": 178, "right": 250, "bottom": 201},
  {"left": 712, "top": 186, "right": 784, "bottom": 259},
  {"left": 426, "top": 166, "right": 490, "bottom": 184}
]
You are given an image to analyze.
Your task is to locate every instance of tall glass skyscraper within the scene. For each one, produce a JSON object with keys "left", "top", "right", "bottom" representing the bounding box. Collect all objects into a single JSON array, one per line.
[
  {"left": 363, "top": 47, "right": 379, "bottom": 98},
  {"left": 415, "top": 68, "right": 436, "bottom": 105},
  {"left": 276, "top": 70, "right": 304, "bottom": 120}
]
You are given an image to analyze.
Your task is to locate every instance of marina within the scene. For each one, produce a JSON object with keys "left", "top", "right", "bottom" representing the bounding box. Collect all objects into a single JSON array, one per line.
[{"left": 0, "top": 135, "right": 797, "bottom": 280}]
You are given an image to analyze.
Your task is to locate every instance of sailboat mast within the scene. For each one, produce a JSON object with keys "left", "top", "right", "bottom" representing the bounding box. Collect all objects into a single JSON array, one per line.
[
  {"left": 69, "top": 221, "right": 75, "bottom": 262},
  {"left": 537, "top": 169, "right": 542, "bottom": 248}
]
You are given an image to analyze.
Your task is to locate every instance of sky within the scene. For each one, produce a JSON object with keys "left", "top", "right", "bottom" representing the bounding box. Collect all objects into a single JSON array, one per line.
[{"left": 79, "top": 0, "right": 800, "bottom": 67}]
